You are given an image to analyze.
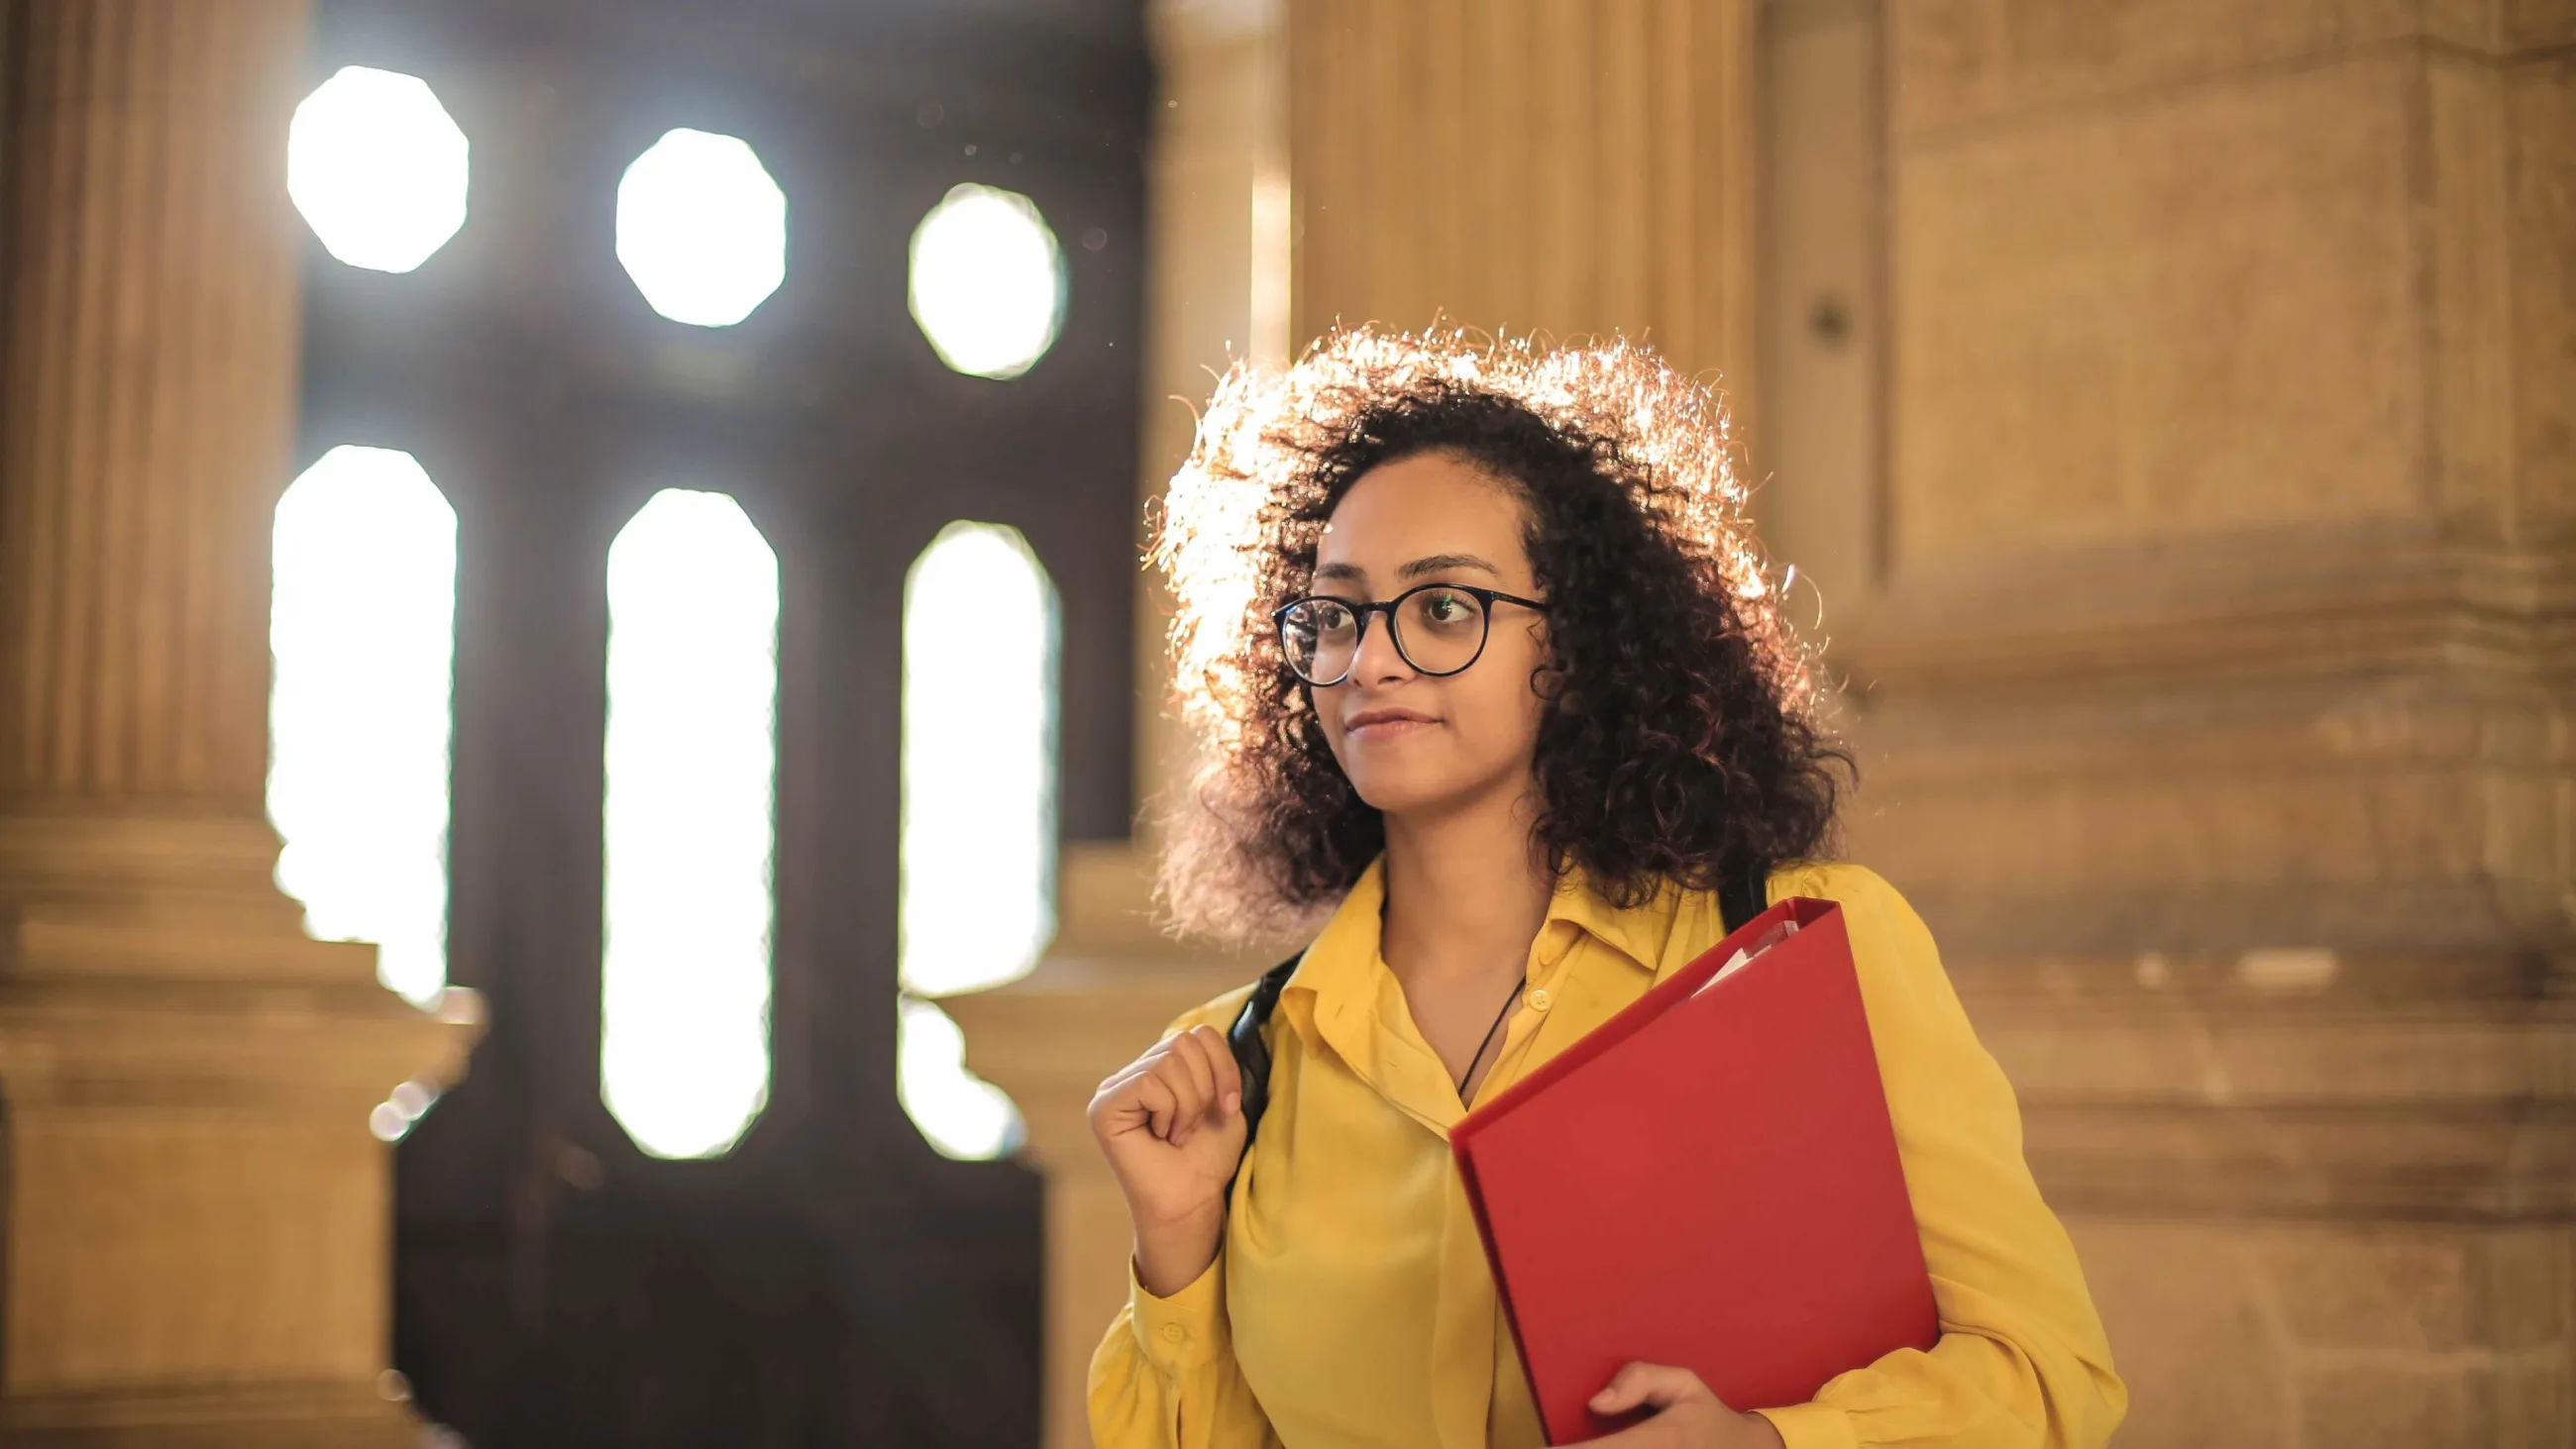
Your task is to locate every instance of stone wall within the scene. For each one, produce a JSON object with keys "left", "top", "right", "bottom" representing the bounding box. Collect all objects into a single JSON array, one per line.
[{"left": 1801, "top": 3, "right": 2576, "bottom": 1444}]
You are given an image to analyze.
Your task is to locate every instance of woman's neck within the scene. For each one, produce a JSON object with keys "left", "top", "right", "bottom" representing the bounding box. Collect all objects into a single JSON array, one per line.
[{"left": 1378, "top": 785, "right": 1555, "bottom": 989}]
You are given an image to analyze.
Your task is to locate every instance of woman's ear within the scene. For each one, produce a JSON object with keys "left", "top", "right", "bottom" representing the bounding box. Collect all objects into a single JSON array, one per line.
[{"left": 1530, "top": 659, "right": 1569, "bottom": 705}]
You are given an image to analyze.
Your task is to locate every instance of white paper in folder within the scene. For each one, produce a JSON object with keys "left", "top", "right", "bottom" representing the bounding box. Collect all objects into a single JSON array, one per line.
[{"left": 1690, "top": 917, "right": 1801, "bottom": 998}]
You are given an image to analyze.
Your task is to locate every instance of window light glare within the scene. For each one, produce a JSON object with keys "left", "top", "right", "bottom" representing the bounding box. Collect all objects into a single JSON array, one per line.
[
  {"left": 616, "top": 128, "right": 789, "bottom": 327},
  {"left": 909, "top": 183, "right": 1066, "bottom": 378},
  {"left": 897, "top": 521, "right": 1058, "bottom": 1160},
  {"left": 899, "top": 999, "right": 1024, "bottom": 1161},
  {"left": 268, "top": 445, "right": 457, "bottom": 1006},
  {"left": 899, "top": 521, "right": 1059, "bottom": 998},
  {"left": 600, "top": 489, "right": 782, "bottom": 1160},
  {"left": 287, "top": 66, "right": 471, "bottom": 274}
]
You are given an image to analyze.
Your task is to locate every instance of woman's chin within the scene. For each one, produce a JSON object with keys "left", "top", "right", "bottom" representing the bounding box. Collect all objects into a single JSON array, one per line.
[{"left": 1348, "top": 772, "right": 1480, "bottom": 821}]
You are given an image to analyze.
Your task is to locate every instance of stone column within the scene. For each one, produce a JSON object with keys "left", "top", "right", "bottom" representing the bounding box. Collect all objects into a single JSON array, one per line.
[
  {"left": 1787, "top": 4, "right": 2576, "bottom": 1446},
  {"left": 1289, "top": 0, "right": 1759, "bottom": 392},
  {"left": 0, "top": 4, "right": 479, "bottom": 1444},
  {"left": 955, "top": 7, "right": 1771, "bottom": 1444}
]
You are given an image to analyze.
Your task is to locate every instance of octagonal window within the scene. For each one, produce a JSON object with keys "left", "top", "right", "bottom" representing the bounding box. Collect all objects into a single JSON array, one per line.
[
  {"left": 616, "top": 129, "right": 789, "bottom": 328},
  {"left": 288, "top": 66, "right": 471, "bottom": 274},
  {"left": 909, "top": 183, "right": 1066, "bottom": 379}
]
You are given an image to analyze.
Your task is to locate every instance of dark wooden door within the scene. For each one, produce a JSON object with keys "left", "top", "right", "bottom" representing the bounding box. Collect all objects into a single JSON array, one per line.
[{"left": 295, "top": 2, "right": 1148, "bottom": 1443}]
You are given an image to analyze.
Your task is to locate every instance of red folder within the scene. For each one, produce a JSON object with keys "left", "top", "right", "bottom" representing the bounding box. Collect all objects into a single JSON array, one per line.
[{"left": 1452, "top": 897, "right": 1939, "bottom": 1444}]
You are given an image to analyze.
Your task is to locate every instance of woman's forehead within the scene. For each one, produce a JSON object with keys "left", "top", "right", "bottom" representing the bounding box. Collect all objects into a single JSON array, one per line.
[{"left": 1318, "top": 455, "right": 1527, "bottom": 574}]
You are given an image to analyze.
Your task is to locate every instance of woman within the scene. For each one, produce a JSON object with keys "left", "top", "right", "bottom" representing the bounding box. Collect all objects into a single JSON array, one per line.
[{"left": 1086, "top": 329, "right": 2123, "bottom": 1449}]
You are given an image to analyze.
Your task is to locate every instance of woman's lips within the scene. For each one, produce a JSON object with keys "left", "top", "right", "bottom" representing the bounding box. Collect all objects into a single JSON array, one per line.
[{"left": 1344, "top": 712, "right": 1439, "bottom": 741}]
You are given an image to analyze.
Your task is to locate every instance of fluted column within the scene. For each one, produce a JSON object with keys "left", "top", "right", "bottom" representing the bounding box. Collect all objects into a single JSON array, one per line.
[
  {"left": 0, "top": 5, "right": 479, "bottom": 1445},
  {"left": 0, "top": 0, "right": 297, "bottom": 811},
  {"left": 1289, "top": 0, "right": 1758, "bottom": 391},
  {"left": 960, "top": 8, "right": 1768, "bottom": 1444}
]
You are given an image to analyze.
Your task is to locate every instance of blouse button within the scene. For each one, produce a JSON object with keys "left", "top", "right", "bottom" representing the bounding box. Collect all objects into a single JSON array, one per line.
[
  {"left": 1159, "top": 1324, "right": 1187, "bottom": 1344},
  {"left": 1526, "top": 986, "right": 1554, "bottom": 1012}
]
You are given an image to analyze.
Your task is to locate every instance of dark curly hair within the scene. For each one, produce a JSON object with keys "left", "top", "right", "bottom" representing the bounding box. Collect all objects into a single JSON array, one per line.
[{"left": 1152, "top": 328, "right": 1850, "bottom": 945}]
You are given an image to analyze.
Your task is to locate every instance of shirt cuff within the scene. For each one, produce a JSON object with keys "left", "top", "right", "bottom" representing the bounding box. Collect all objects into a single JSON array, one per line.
[
  {"left": 1128, "top": 1255, "right": 1228, "bottom": 1372},
  {"left": 1754, "top": 1400, "right": 1859, "bottom": 1449}
]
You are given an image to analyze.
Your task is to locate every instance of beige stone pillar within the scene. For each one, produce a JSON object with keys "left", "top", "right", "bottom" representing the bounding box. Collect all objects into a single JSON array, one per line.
[
  {"left": 1289, "top": 0, "right": 1759, "bottom": 392},
  {"left": 957, "top": 7, "right": 1774, "bottom": 1444},
  {"left": 0, "top": 4, "right": 479, "bottom": 1443},
  {"left": 1770, "top": 4, "right": 2576, "bottom": 1445}
]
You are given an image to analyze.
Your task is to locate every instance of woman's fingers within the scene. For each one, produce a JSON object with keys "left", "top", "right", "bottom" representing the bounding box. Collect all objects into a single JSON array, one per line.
[
  {"left": 1147, "top": 1048, "right": 1215, "bottom": 1146},
  {"left": 1090, "top": 1027, "right": 1245, "bottom": 1150},
  {"left": 1195, "top": 1024, "right": 1246, "bottom": 1109},
  {"left": 1094, "top": 1058, "right": 1153, "bottom": 1099},
  {"left": 1589, "top": 1362, "right": 1712, "bottom": 1416},
  {"left": 1162, "top": 1032, "right": 1223, "bottom": 1145},
  {"left": 1128, "top": 1067, "right": 1182, "bottom": 1143}
]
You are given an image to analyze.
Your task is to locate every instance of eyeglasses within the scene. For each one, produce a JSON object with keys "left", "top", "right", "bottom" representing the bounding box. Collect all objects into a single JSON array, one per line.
[{"left": 1271, "top": 582, "right": 1550, "bottom": 687}]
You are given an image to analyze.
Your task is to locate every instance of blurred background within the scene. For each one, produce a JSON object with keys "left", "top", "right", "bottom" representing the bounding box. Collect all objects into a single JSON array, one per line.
[{"left": 0, "top": 0, "right": 2568, "bottom": 1446}]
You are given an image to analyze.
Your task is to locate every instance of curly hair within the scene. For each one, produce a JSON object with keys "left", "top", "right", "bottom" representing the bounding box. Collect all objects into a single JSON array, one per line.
[{"left": 1151, "top": 327, "right": 1850, "bottom": 945}]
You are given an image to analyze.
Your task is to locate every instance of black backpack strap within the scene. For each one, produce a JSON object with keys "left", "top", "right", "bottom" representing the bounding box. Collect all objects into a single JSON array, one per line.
[
  {"left": 1223, "top": 952, "right": 1302, "bottom": 1199},
  {"left": 1717, "top": 857, "right": 1771, "bottom": 937}
]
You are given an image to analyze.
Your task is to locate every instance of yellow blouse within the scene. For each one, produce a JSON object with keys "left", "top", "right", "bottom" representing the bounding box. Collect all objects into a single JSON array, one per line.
[{"left": 1088, "top": 861, "right": 2124, "bottom": 1449}]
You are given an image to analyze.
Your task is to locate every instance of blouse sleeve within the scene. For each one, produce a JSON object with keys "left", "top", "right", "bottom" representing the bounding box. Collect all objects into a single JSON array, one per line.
[
  {"left": 1087, "top": 1254, "right": 1278, "bottom": 1448},
  {"left": 1085, "top": 998, "right": 1280, "bottom": 1449},
  {"left": 1753, "top": 867, "right": 2128, "bottom": 1449}
]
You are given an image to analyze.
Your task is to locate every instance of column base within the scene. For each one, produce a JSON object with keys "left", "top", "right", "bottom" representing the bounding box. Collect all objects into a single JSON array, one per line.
[
  {"left": 1, "top": 1380, "right": 424, "bottom": 1449},
  {"left": 1971, "top": 971, "right": 2576, "bottom": 1449},
  {"left": 0, "top": 813, "right": 483, "bottom": 1443}
]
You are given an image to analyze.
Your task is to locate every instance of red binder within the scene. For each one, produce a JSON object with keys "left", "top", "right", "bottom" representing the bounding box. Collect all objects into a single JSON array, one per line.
[{"left": 1452, "top": 897, "right": 1939, "bottom": 1444}]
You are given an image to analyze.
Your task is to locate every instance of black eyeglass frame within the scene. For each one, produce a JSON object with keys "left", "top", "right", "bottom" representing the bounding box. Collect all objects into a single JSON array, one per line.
[{"left": 1269, "top": 581, "right": 1551, "bottom": 687}]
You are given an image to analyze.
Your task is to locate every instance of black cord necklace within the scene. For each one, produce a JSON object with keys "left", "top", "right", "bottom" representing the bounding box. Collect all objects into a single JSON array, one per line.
[{"left": 1455, "top": 977, "right": 1527, "bottom": 1098}]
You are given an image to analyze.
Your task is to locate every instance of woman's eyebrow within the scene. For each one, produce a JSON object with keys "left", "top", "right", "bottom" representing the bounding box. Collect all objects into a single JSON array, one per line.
[{"left": 1396, "top": 553, "right": 1503, "bottom": 580}]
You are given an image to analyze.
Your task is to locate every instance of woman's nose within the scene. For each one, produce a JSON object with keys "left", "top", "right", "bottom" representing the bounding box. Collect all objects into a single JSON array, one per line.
[{"left": 1349, "top": 609, "right": 1413, "bottom": 682}]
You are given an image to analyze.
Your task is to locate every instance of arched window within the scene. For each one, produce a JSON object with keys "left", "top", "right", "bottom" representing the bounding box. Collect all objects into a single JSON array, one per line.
[
  {"left": 268, "top": 445, "right": 459, "bottom": 1008},
  {"left": 599, "top": 489, "right": 782, "bottom": 1159},
  {"left": 898, "top": 521, "right": 1059, "bottom": 1158}
]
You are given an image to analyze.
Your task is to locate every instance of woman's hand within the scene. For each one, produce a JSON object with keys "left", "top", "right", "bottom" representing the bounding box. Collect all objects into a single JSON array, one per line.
[
  {"left": 1580, "top": 1365, "right": 1787, "bottom": 1448},
  {"left": 1087, "top": 1024, "right": 1248, "bottom": 1296}
]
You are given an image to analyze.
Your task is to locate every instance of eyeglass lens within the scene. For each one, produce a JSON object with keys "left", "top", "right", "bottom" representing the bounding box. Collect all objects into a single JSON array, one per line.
[{"left": 1279, "top": 586, "right": 1490, "bottom": 684}]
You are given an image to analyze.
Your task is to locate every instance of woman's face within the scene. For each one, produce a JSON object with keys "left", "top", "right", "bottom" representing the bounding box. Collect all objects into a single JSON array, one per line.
[{"left": 1305, "top": 451, "right": 1551, "bottom": 821}]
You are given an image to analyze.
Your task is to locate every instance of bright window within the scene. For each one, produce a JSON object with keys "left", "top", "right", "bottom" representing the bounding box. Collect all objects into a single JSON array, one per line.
[
  {"left": 616, "top": 129, "right": 789, "bottom": 327},
  {"left": 268, "top": 445, "right": 458, "bottom": 1006},
  {"left": 897, "top": 521, "right": 1059, "bottom": 1159},
  {"left": 600, "top": 489, "right": 781, "bottom": 1159},
  {"left": 288, "top": 66, "right": 471, "bottom": 274},
  {"left": 908, "top": 183, "right": 1066, "bottom": 379},
  {"left": 899, "top": 1000, "right": 1023, "bottom": 1162}
]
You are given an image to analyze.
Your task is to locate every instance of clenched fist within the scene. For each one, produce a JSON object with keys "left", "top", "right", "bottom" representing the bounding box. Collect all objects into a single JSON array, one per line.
[{"left": 1088, "top": 1024, "right": 1249, "bottom": 1296}]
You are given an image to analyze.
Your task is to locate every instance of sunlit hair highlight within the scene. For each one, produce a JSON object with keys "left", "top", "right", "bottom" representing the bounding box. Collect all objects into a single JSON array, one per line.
[{"left": 1151, "top": 326, "right": 1847, "bottom": 945}]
